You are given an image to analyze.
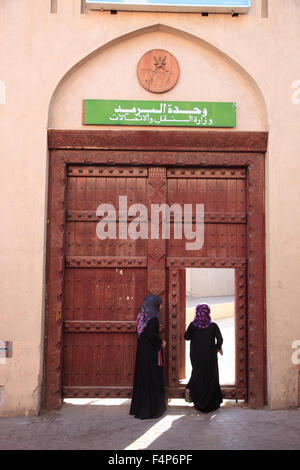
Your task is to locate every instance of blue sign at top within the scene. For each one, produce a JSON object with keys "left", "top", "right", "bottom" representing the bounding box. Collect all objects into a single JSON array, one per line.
[{"left": 86, "top": 0, "right": 251, "bottom": 13}]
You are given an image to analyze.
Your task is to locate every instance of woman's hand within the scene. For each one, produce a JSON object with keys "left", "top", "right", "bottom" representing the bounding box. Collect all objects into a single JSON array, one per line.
[
  {"left": 162, "top": 340, "right": 167, "bottom": 349},
  {"left": 219, "top": 347, "right": 223, "bottom": 356}
]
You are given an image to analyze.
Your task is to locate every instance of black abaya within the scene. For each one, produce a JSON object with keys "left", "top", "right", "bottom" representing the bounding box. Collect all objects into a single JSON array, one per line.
[
  {"left": 184, "top": 322, "right": 223, "bottom": 413},
  {"left": 130, "top": 317, "right": 166, "bottom": 419}
]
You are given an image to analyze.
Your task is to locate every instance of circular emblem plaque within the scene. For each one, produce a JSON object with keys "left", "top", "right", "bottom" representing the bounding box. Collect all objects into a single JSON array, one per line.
[{"left": 137, "top": 49, "right": 180, "bottom": 94}]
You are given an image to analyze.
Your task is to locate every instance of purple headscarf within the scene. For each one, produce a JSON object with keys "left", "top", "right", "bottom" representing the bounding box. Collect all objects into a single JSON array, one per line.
[{"left": 192, "top": 303, "right": 212, "bottom": 329}]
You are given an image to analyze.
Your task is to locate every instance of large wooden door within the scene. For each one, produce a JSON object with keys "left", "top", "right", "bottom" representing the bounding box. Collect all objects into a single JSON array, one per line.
[
  {"left": 44, "top": 130, "right": 266, "bottom": 410},
  {"left": 62, "top": 165, "right": 168, "bottom": 399},
  {"left": 62, "top": 163, "right": 247, "bottom": 400},
  {"left": 63, "top": 166, "right": 145, "bottom": 398}
]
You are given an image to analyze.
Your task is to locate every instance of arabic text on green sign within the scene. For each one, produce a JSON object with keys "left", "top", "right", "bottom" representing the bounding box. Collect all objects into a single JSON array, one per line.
[{"left": 83, "top": 100, "right": 236, "bottom": 128}]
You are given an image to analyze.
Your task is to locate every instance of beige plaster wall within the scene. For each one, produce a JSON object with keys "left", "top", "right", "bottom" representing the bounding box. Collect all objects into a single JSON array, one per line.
[
  {"left": 49, "top": 29, "right": 266, "bottom": 130},
  {"left": 186, "top": 268, "right": 234, "bottom": 298},
  {"left": 0, "top": 0, "right": 300, "bottom": 415}
]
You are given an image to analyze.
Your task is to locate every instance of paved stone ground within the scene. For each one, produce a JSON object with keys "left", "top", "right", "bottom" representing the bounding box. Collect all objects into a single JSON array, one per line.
[{"left": 0, "top": 399, "right": 299, "bottom": 450}]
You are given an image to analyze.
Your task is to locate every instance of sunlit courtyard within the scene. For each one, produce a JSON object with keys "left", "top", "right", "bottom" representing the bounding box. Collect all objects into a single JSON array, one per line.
[{"left": 183, "top": 294, "right": 235, "bottom": 386}]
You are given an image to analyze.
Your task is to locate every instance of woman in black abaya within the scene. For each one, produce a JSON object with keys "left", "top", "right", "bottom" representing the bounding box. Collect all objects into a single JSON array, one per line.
[
  {"left": 184, "top": 303, "right": 223, "bottom": 413},
  {"left": 130, "top": 294, "right": 167, "bottom": 420}
]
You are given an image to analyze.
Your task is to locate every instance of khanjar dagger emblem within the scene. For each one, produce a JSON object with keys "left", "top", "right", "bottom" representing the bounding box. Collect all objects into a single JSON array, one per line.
[{"left": 137, "top": 49, "right": 180, "bottom": 94}]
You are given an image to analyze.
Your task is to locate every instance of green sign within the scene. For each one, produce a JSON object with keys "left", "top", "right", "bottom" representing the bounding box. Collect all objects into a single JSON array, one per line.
[{"left": 83, "top": 100, "right": 236, "bottom": 128}]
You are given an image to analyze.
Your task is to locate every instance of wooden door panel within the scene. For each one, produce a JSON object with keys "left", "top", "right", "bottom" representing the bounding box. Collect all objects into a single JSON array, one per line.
[
  {"left": 66, "top": 169, "right": 148, "bottom": 260},
  {"left": 167, "top": 223, "right": 247, "bottom": 258},
  {"left": 63, "top": 166, "right": 149, "bottom": 398},
  {"left": 166, "top": 169, "right": 247, "bottom": 264},
  {"left": 65, "top": 221, "right": 147, "bottom": 257},
  {"left": 62, "top": 161, "right": 249, "bottom": 399},
  {"left": 63, "top": 332, "right": 137, "bottom": 387},
  {"left": 63, "top": 267, "right": 146, "bottom": 395},
  {"left": 64, "top": 268, "right": 146, "bottom": 321},
  {"left": 67, "top": 176, "right": 147, "bottom": 210},
  {"left": 167, "top": 169, "right": 246, "bottom": 210}
]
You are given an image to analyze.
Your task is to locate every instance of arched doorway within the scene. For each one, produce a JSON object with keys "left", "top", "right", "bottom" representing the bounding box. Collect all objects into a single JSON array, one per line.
[{"left": 44, "top": 21, "right": 268, "bottom": 411}]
